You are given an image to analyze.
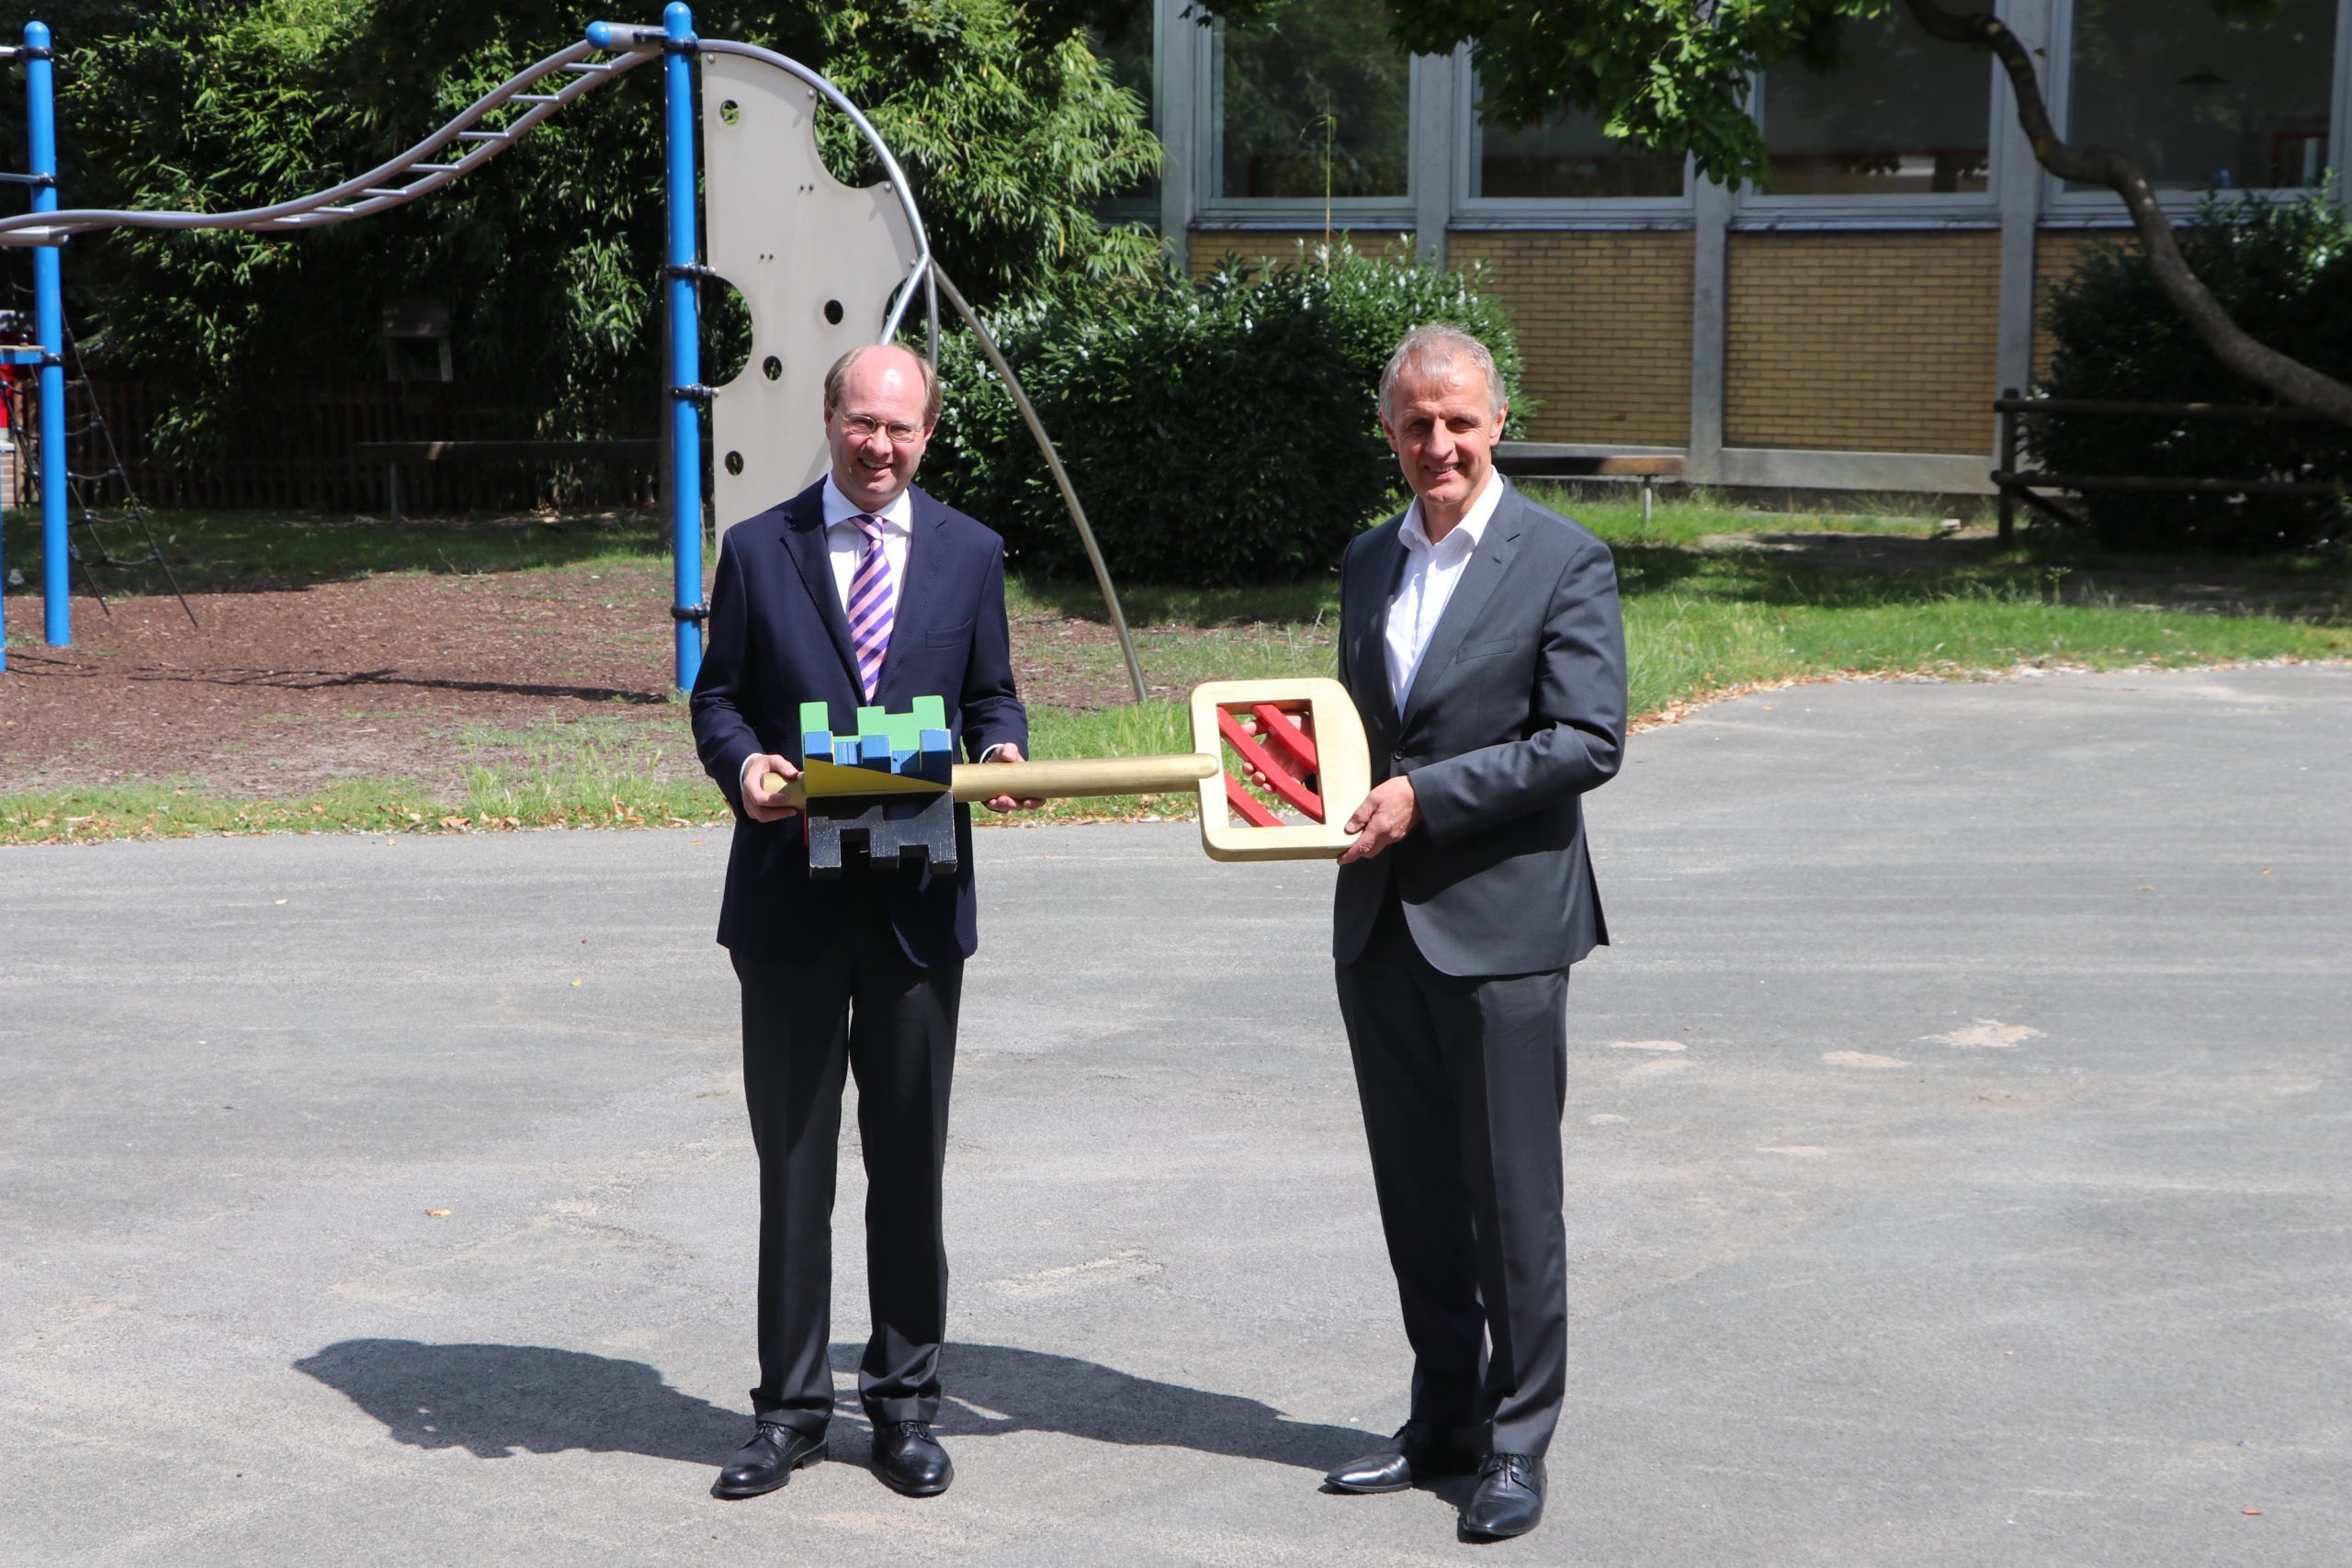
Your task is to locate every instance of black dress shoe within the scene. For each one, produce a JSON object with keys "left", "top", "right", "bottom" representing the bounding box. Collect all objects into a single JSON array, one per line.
[
  {"left": 711, "top": 1422, "right": 826, "bottom": 1499},
  {"left": 872, "top": 1419, "right": 954, "bottom": 1497},
  {"left": 1323, "top": 1421, "right": 1476, "bottom": 1494},
  {"left": 1461, "top": 1453, "right": 1545, "bottom": 1539}
]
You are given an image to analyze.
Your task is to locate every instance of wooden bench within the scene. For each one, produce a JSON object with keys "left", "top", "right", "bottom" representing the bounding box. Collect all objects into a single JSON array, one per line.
[
  {"left": 353, "top": 439, "right": 657, "bottom": 521},
  {"left": 1490, "top": 444, "right": 1687, "bottom": 524}
]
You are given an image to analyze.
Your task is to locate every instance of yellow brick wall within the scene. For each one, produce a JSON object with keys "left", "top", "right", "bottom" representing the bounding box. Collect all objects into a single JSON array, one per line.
[
  {"left": 1446, "top": 231, "right": 1694, "bottom": 446},
  {"left": 2031, "top": 230, "right": 2135, "bottom": 383},
  {"left": 1725, "top": 231, "right": 2000, "bottom": 454},
  {"left": 1185, "top": 229, "right": 1416, "bottom": 279}
]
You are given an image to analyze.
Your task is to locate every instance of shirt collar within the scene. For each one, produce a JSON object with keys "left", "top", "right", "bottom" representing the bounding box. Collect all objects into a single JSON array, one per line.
[
  {"left": 1400, "top": 468, "right": 1505, "bottom": 557},
  {"left": 821, "top": 472, "right": 915, "bottom": 536}
]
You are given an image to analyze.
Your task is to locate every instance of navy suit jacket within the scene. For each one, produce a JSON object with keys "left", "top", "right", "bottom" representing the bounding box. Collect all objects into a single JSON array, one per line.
[
  {"left": 1333, "top": 481, "right": 1626, "bottom": 976},
  {"left": 690, "top": 479, "right": 1028, "bottom": 967}
]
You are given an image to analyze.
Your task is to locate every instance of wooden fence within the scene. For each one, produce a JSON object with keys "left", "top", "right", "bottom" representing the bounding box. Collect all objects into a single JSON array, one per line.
[
  {"left": 1992, "top": 390, "right": 2343, "bottom": 544},
  {"left": 8, "top": 378, "right": 662, "bottom": 513}
]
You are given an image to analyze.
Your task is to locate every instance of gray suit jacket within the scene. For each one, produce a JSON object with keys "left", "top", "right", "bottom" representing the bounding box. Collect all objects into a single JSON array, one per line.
[{"left": 1333, "top": 481, "right": 1627, "bottom": 976}]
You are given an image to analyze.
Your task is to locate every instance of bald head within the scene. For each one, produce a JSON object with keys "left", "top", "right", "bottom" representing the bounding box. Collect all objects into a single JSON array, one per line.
[{"left": 823, "top": 344, "right": 941, "bottom": 427}]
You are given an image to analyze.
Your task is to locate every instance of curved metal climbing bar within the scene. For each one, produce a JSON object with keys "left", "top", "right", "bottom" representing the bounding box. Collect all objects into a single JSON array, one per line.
[
  {"left": 0, "top": 29, "right": 665, "bottom": 246},
  {"left": 932, "top": 266, "right": 1147, "bottom": 704}
]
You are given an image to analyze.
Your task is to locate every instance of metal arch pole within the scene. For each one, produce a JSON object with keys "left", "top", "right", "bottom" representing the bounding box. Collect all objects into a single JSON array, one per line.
[
  {"left": 931, "top": 267, "right": 1145, "bottom": 704},
  {"left": 924, "top": 264, "right": 938, "bottom": 366},
  {"left": 25, "top": 20, "right": 66, "bottom": 649},
  {"left": 658, "top": 4, "right": 704, "bottom": 694}
]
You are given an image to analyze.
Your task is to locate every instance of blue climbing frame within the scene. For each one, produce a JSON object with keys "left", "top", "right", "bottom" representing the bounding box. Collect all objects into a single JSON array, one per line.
[
  {"left": 660, "top": 4, "right": 704, "bottom": 692},
  {"left": 0, "top": 20, "right": 67, "bottom": 671}
]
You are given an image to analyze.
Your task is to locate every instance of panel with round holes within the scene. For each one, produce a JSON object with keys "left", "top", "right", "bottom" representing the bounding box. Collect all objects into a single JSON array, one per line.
[{"left": 700, "top": 53, "right": 919, "bottom": 530}]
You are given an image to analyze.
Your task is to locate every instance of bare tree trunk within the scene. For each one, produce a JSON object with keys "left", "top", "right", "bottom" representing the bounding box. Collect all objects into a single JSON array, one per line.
[{"left": 1903, "top": 0, "right": 2352, "bottom": 427}]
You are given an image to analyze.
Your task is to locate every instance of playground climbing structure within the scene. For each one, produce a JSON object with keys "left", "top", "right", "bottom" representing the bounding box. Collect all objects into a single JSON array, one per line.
[{"left": 0, "top": 6, "right": 1145, "bottom": 698}]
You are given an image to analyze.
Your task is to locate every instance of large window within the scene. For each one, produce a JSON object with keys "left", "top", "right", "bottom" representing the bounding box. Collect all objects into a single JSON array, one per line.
[
  {"left": 2066, "top": 0, "right": 2337, "bottom": 190},
  {"left": 1212, "top": 0, "right": 1410, "bottom": 201},
  {"left": 1755, "top": 10, "right": 1993, "bottom": 197},
  {"left": 1091, "top": 3, "right": 1158, "bottom": 224},
  {"left": 1472, "top": 101, "right": 1685, "bottom": 201}
]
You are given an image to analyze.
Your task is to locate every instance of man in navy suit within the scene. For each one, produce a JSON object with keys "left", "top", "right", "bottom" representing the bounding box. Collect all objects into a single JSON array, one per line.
[{"left": 690, "top": 344, "right": 1034, "bottom": 1502}]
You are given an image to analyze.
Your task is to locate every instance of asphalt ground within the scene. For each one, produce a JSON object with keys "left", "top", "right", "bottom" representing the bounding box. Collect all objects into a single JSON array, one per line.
[{"left": 3, "top": 663, "right": 2346, "bottom": 1566}]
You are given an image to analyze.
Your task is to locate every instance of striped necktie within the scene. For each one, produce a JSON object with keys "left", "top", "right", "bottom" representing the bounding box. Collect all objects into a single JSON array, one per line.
[{"left": 845, "top": 512, "right": 895, "bottom": 701}]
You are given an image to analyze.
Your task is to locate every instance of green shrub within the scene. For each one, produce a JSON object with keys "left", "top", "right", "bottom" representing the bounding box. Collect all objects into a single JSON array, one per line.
[
  {"left": 2033, "top": 194, "right": 2352, "bottom": 554},
  {"left": 923, "top": 242, "right": 1523, "bottom": 586}
]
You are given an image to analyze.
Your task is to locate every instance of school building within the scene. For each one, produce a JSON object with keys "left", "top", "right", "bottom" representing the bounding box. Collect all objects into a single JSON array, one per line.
[{"left": 1108, "top": 0, "right": 2346, "bottom": 493}]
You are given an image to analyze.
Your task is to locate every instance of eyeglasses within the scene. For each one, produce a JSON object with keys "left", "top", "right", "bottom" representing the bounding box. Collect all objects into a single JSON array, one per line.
[{"left": 836, "top": 413, "right": 929, "bottom": 444}]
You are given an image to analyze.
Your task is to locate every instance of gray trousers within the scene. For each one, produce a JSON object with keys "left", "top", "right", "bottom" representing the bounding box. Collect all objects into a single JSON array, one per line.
[
  {"left": 731, "top": 867, "right": 962, "bottom": 1437},
  {"left": 1334, "top": 894, "right": 1571, "bottom": 1458}
]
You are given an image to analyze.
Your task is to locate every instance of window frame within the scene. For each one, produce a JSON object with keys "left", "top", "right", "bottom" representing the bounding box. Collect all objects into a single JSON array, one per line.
[
  {"left": 2042, "top": 0, "right": 2352, "bottom": 217},
  {"left": 1089, "top": 0, "right": 1162, "bottom": 231},
  {"left": 1193, "top": 3, "right": 1420, "bottom": 220},
  {"left": 1449, "top": 50, "right": 1694, "bottom": 227},
  {"left": 1733, "top": 6, "right": 2007, "bottom": 226}
]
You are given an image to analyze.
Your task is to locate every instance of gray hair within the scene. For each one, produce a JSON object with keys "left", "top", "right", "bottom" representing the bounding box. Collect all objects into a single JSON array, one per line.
[
  {"left": 823, "top": 343, "right": 942, "bottom": 425},
  {"left": 1377, "top": 323, "right": 1506, "bottom": 422}
]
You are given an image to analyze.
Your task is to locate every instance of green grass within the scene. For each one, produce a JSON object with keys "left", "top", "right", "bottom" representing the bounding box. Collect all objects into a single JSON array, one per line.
[
  {"left": 1618, "top": 556, "right": 2340, "bottom": 718},
  {"left": 1007, "top": 547, "right": 2346, "bottom": 824},
  {"left": 2, "top": 718, "right": 726, "bottom": 843},
  {"left": 1010, "top": 575, "right": 1341, "bottom": 626},
  {"left": 1023, "top": 701, "right": 1196, "bottom": 823},
  {"left": 5, "top": 499, "right": 2345, "bottom": 842},
  {"left": 452, "top": 719, "right": 715, "bottom": 826},
  {"left": 2, "top": 778, "right": 490, "bottom": 841},
  {"left": 1518, "top": 482, "right": 1982, "bottom": 548}
]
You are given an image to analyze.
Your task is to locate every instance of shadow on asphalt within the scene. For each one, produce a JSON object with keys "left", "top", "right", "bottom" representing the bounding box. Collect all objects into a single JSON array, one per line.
[
  {"left": 295, "top": 1341, "right": 740, "bottom": 1462},
  {"left": 910, "top": 1342, "right": 1367, "bottom": 1472},
  {"left": 296, "top": 1339, "right": 1367, "bottom": 1472}
]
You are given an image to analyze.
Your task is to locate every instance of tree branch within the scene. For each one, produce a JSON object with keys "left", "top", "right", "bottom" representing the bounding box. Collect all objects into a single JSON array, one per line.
[{"left": 1902, "top": 0, "right": 2352, "bottom": 426}]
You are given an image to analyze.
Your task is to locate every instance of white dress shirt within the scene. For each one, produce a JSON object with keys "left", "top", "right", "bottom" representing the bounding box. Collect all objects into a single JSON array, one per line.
[
  {"left": 820, "top": 472, "right": 913, "bottom": 611},
  {"left": 1385, "top": 468, "right": 1504, "bottom": 717},
  {"left": 740, "top": 475, "right": 1012, "bottom": 794}
]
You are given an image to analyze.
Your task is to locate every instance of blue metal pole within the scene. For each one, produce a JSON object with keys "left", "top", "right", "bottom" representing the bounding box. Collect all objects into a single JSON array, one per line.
[
  {"left": 25, "top": 19, "right": 67, "bottom": 649},
  {"left": 661, "top": 3, "right": 703, "bottom": 693}
]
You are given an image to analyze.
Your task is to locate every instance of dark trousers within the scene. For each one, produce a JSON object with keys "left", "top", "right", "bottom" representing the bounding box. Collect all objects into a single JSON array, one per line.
[
  {"left": 731, "top": 868, "right": 962, "bottom": 1437},
  {"left": 1333, "top": 893, "right": 1571, "bottom": 1459}
]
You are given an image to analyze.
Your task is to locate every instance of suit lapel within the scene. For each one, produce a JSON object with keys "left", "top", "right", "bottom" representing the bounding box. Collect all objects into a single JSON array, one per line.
[
  {"left": 880, "top": 489, "right": 945, "bottom": 702},
  {"left": 1347, "top": 518, "right": 1408, "bottom": 733},
  {"left": 780, "top": 487, "right": 862, "bottom": 687},
  {"left": 1399, "top": 484, "right": 1527, "bottom": 729}
]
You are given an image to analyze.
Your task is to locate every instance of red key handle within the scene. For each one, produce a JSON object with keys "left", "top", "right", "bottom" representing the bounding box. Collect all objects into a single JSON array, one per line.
[{"left": 1216, "top": 705, "right": 1324, "bottom": 822}]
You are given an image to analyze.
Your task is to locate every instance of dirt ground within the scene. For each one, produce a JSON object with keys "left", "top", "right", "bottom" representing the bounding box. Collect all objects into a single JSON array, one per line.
[{"left": 0, "top": 557, "right": 1137, "bottom": 798}]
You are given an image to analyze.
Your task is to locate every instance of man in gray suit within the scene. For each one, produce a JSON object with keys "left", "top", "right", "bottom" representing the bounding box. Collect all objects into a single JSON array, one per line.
[{"left": 1319, "top": 324, "right": 1626, "bottom": 1540}]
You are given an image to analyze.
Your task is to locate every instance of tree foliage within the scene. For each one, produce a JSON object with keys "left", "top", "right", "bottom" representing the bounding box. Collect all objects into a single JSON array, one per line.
[
  {"left": 0, "top": 1, "right": 1165, "bottom": 457},
  {"left": 922, "top": 243, "right": 1522, "bottom": 585},
  {"left": 1385, "top": 0, "right": 1876, "bottom": 188}
]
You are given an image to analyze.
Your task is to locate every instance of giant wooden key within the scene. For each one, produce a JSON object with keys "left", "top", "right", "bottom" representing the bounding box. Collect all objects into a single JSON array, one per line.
[{"left": 763, "top": 678, "right": 1371, "bottom": 873}]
